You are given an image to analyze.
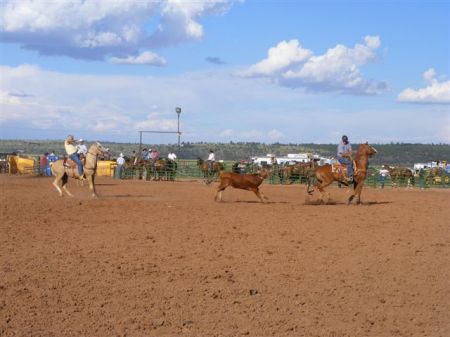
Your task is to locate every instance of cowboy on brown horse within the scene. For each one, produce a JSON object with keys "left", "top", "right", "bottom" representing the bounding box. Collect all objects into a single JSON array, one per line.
[
  {"left": 307, "top": 142, "right": 377, "bottom": 205},
  {"left": 197, "top": 156, "right": 224, "bottom": 184}
]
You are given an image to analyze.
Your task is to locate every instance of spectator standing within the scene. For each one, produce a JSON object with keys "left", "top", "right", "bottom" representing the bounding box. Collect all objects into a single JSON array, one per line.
[
  {"left": 379, "top": 167, "right": 389, "bottom": 189},
  {"left": 142, "top": 148, "right": 149, "bottom": 160},
  {"left": 40, "top": 152, "right": 48, "bottom": 176},
  {"left": 418, "top": 168, "right": 425, "bottom": 189},
  {"left": 238, "top": 160, "right": 246, "bottom": 175},
  {"left": 116, "top": 153, "right": 125, "bottom": 179},
  {"left": 46, "top": 152, "right": 58, "bottom": 176},
  {"left": 47, "top": 151, "right": 58, "bottom": 162},
  {"left": 151, "top": 148, "right": 159, "bottom": 161},
  {"left": 168, "top": 150, "right": 177, "bottom": 161}
]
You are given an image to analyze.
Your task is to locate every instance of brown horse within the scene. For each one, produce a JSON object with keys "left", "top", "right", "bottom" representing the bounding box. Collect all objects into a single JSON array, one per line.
[
  {"left": 307, "top": 143, "right": 377, "bottom": 204},
  {"left": 383, "top": 165, "right": 414, "bottom": 188},
  {"left": 152, "top": 159, "right": 168, "bottom": 180},
  {"left": 281, "top": 161, "right": 316, "bottom": 184},
  {"left": 197, "top": 158, "right": 224, "bottom": 184},
  {"left": 51, "top": 142, "right": 107, "bottom": 197}
]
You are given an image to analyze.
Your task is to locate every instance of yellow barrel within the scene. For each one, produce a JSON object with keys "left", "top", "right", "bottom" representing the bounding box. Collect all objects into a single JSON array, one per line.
[
  {"left": 96, "top": 160, "right": 117, "bottom": 177},
  {"left": 8, "top": 155, "right": 36, "bottom": 174}
]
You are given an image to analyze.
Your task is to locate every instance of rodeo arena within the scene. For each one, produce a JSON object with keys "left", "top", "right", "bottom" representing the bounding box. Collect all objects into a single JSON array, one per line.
[{"left": 1, "top": 132, "right": 450, "bottom": 337}]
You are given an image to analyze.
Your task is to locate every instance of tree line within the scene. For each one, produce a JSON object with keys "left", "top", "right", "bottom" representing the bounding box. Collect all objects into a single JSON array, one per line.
[{"left": 0, "top": 140, "right": 449, "bottom": 167}]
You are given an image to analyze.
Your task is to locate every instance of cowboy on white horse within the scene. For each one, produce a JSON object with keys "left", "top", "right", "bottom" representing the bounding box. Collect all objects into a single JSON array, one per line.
[{"left": 65, "top": 135, "right": 84, "bottom": 178}]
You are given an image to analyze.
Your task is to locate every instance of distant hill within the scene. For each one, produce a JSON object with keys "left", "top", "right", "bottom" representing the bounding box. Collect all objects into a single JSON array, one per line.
[{"left": 1, "top": 139, "right": 449, "bottom": 167}]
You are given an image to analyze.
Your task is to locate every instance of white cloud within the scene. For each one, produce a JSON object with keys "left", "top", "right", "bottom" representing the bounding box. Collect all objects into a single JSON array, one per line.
[
  {"left": 397, "top": 68, "right": 450, "bottom": 104},
  {"left": 364, "top": 35, "right": 380, "bottom": 49},
  {"left": 242, "top": 40, "right": 312, "bottom": 76},
  {"left": 0, "top": 0, "right": 238, "bottom": 62},
  {"left": 267, "top": 129, "right": 284, "bottom": 140},
  {"left": 135, "top": 119, "right": 178, "bottom": 131},
  {"left": 0, "top": 91, "right": 23, "bottom": 105},
  {"left": 241, "top": 35, "right": 386, "bottom": 95},
  {"left": 110, "top": 51, "right": 166, "bottom": 66},
  {"left": 220, "top": 129, "right": 234, "bottom": 137},
  {"left": 240, "top": 130, "right": 264, "bottom": 139}
]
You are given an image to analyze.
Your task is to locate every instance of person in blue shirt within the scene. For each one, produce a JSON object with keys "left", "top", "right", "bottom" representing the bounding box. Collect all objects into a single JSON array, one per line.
[
  {"left": 46, "top": 151, "right": 59, "bottom": 176},
  {"left": 337, "top": 135, "right": 353, "bottom": 182}
]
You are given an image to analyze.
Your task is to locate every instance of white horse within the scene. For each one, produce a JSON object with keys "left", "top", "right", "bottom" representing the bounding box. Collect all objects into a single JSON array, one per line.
[{"left": 51, "top": 142, "right": 107, "bottom": 197}]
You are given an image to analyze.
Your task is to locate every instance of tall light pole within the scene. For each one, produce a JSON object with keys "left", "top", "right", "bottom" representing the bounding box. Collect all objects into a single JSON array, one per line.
[{"left": 176, "top": 107, "right": 181, "bottom": 155}]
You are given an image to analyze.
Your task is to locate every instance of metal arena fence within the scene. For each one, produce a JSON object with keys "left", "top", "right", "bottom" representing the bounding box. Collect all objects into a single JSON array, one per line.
[
  {"left": 119, "top": 160, "right": 449, "bottom": 190},
  {"left": 3, "top": 156, "right": 449, "bottom": 189}
]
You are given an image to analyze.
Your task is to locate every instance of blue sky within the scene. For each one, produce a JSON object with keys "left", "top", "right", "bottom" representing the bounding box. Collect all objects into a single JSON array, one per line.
[{"left": 0, "top": 0, "right": 449, "bottom": 144}]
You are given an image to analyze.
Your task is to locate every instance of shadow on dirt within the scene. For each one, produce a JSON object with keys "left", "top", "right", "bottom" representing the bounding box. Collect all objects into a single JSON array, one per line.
[
  {"left": 233, "top": 200, "right": 289, "bottom": 204},
  {"left": 101, "top": 194, "right": 153, "bottom": 199},
  {"left": 304, "top": 198, "right": 392, "bottom": 206}
]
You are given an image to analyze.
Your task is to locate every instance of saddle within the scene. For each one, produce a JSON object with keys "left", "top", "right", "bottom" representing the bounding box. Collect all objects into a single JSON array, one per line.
[
  {"left": 63, "top": 157, "right": 77, "bottom": 169},
  {"left": 63, "top": 157, "right": 84, "bottom": 179},
  {"left": 332, "top": 162, "right": 351, "bottom": 181}
]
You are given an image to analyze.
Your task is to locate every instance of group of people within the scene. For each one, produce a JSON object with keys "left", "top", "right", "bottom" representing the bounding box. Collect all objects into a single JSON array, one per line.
[
  {"left": 114, "top": 148, "right": 178, "bottom": 178},
  {"left": 141, "top": 148, "right": 160, "bottom": 162}
]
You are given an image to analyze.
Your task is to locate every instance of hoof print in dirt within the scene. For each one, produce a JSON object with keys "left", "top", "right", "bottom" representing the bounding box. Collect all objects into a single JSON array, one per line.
[
  {"left": 183, "top": 320, "right": 194, "bottom": 327},
  {"left": 151, "top": 318, "right": 165, "bottom": 328},
  {"left": 249, "top": 288, "right": 258, "bottom": 295}
]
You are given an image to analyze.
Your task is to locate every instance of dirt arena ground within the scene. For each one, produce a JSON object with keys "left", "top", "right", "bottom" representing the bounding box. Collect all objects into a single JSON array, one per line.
[{"left": 1, "top": 175, "right": 449, "bottom": 337}]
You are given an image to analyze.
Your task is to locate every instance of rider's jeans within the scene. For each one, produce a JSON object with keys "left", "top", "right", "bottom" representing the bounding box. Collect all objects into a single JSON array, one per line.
[
  {"left": 337, "top": 157, "right": 353, "bottom": 177},
  {"left": 70, "top": 153, "right": 84, "bottom": 176}
]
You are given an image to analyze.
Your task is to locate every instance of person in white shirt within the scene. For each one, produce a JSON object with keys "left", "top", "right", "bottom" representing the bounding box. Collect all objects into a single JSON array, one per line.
[
  {"left": 168, "top": 151, "right": 177, "bottom": 161},
  {"left": 207, "top": 150, "right": 215, "bottom": 173},
  {"left": 116, "top": 153, "right": 125, "bottom": 179},
  {"left": 379, "top": 167, "right": 390, "bottom": 189},
  {"left": 76, "top": 139, "right": 88, "bottom": 156}
]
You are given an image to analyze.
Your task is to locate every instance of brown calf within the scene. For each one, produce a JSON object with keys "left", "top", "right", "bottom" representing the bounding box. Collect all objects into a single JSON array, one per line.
[{"left": 215, "top": 169, "right": 269, "bottom": 202}]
